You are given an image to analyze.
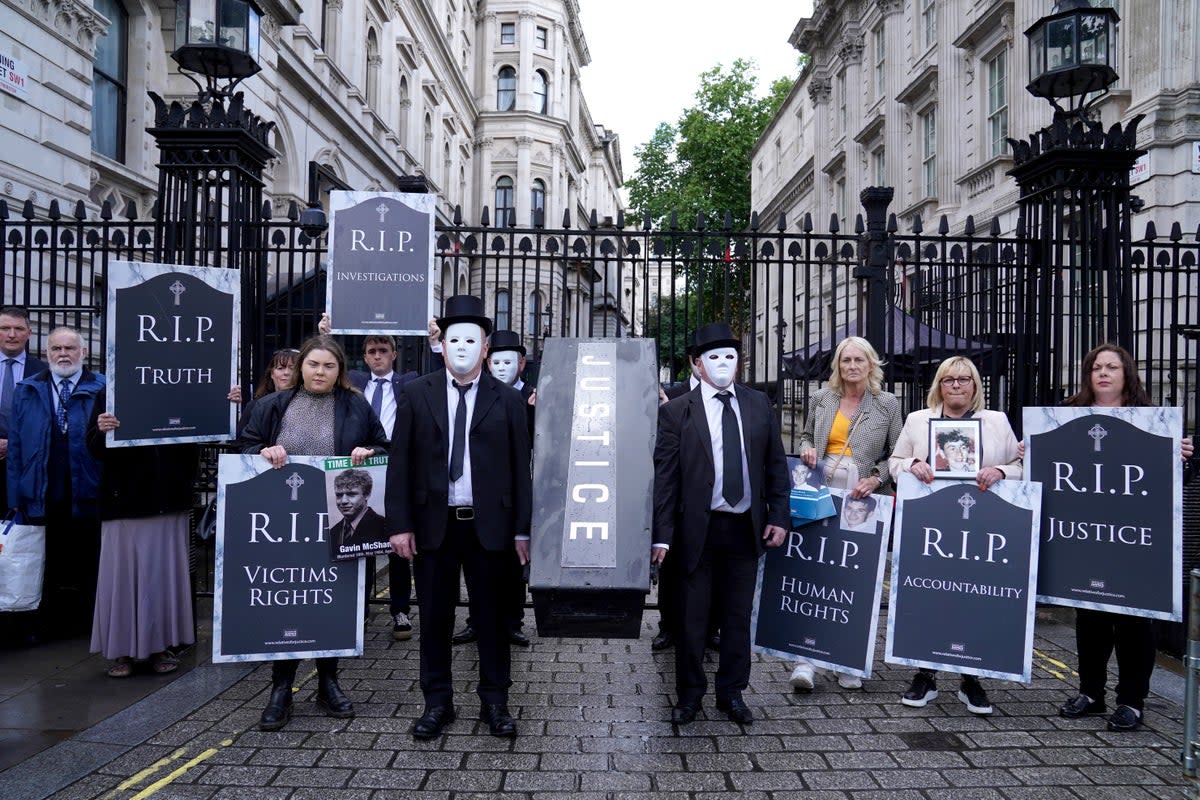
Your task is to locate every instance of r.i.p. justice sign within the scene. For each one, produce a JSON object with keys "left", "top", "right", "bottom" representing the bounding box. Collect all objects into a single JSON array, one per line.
[{"left": 1025, "top": 406, "right": 1183, "bottom": 621}]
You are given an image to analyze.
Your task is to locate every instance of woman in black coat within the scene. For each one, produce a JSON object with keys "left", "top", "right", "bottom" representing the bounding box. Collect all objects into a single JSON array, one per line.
[{"left": 241, "top": 335, "right": 389, "bottom": 731}]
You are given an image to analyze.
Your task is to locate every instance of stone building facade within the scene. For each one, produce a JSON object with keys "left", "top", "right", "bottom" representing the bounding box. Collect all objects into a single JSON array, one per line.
[{"left": 1, "top": 0, "right": 624, "bottom": 346}]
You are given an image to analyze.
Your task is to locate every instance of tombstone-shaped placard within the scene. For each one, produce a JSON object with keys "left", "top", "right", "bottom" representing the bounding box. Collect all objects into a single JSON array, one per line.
[
  {"left": 327, "top": 191, "right": 435, "bottom": 335},
  {"left": 886, "top": 473, "right": 1042, "bottom": 683},
  {"left": 752, "top": 489, "right": 893, "bottom": 678},
  {"left": 528, "top": 338, "right": 658, "bottom": 637},
  {"left": 214, "top": 455, "right": 365, "bottom": 662},
  {"left": 1024, "top": 406, "right": 1182, "bottom": 621},
  {"left": 105, "top": 260, "right": 238, "bottom": 445}
]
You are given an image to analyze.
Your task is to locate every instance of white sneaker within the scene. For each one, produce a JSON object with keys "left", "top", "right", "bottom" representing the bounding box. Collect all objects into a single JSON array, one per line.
[
  {"left": 789, "top": 662, "right": 815, "bottom": 691},
  {"left": 836, "top": 674, "right": 863, "bottom": 690}
]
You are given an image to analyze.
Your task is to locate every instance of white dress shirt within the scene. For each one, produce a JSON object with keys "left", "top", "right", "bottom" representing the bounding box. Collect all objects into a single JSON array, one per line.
[
  {"left": 365, "top": 371, "right": 397, "bottom": 438},
  {"left": 702, "top": 381, "right": 752, "bottom": 515},
  {"left": 445, "top": 371, "right": 479, "bottom": 506}
]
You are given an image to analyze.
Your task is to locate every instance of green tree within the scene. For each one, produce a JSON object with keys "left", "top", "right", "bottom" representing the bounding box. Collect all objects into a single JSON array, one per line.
[{"left": 627, "top": 59, "right": 794, "bottom": 339}]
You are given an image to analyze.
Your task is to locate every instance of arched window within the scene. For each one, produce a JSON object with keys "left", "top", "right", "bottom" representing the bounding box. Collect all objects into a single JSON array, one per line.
[
  {"left": 365, "top": 28, "right": 380, "bottom": 108},
  {"left": 530, "top": 179, "right": 545, "bottom": 225},
  {"left": 527, "top": 291, "right": 543, "bottom": 336},
  {"left": 398, "top": 75, "right": 409, "bottom": 140},
  {"left": 494, "top": 176, "right": 514, "bottom": 228},
  {"left": 495, "top": 290, "right": 511, "bottom": 331},
  {"left": 423, "top": 113, "right": 433, "bottom": 169},
  {"left": 533, "top": 70, "right": 548, "bottom": 114},
  {"left": 497, "top": 66, "right": 516, "bottom": 111},
  {"left": 91, "top": 0, "right": 127, "bottom": 161}
]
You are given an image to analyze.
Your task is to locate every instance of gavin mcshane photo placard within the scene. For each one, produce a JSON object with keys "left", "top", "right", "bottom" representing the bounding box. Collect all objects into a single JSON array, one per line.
[
  {"left": 1024, "top": 406, "right": 1183, "bottom": 621},
  {"left": 324, "top": 455, "right": 391, "bottom": 562}
]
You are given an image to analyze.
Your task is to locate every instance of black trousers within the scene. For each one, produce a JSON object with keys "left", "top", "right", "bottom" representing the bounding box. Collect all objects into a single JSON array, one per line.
[
  {"left": 414, "top": 511, "right": 512, "bottom": 706},
  {"left": 388, "top": 552, "right": 412, "bottom": 615},
  {"left": 464, "top": 549, "right": 525, "bottom": 632},
  {"left": 1076, "top": 607, "right": 1155, "bottom": 710},
  {"left": 675, "top": 511, "right": 758, "bottom": 705}
]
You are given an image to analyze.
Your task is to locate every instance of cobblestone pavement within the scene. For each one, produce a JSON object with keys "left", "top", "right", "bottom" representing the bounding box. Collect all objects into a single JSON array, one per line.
[{"left": 9, "top": 606, "right": 1200, "bottom": 800}]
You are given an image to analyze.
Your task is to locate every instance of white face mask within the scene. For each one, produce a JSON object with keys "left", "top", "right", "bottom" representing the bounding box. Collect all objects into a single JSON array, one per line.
[
  {"left": 489, "top": 352, "right": 520, "bottom": 385},
  {"left": 444, "top": 322, "right": 485, "bottom": 377},
  {"left": 699, "top": 347, "right": 738, "bottom": 389}
]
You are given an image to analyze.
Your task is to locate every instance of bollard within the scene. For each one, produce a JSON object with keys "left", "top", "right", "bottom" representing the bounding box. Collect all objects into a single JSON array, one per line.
[{"left": 1183, "top": 569, "right": 1200, "bottom": 776}]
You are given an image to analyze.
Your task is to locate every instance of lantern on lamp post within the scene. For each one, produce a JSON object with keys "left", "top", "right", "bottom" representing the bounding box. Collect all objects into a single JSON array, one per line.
[
  {"left": 1024, "top": 0, "right": 1119, "bottom": 120},
  {"left": 172, "top": 0, "right": 263, "bottom": 98}
]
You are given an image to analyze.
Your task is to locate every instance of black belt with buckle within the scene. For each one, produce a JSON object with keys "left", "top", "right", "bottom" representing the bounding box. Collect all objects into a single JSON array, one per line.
[{"left": 450, "top": 506, "right": 475, "bottom": 520}]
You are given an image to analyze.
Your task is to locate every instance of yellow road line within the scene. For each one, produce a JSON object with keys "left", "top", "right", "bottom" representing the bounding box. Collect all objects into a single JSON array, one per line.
[
  {"left": 112, "top": 748, "right": 188, "bottom": 792},
  {"left": 126, "top": 739, "right": 233, "bottom": 800}
]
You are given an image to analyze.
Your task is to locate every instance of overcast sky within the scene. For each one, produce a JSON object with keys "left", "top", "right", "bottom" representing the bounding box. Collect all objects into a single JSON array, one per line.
[{"left": 575, "top": 1, "right": 816, "bottom": 179}]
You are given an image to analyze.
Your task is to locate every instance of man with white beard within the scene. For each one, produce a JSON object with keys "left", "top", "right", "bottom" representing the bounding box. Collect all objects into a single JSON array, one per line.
[
  {"left": 8, "top": 327, "right": 106, "bottom": 636},
  {"left": 653, "top": 322, "right": 790, "bottom": 727},
  {"left": 386, "top": 296, "right": 532, "bottom": 741}
]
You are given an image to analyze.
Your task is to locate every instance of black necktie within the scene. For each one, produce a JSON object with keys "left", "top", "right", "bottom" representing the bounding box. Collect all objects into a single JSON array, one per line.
[
  {"left": 716, "top": 391, "right": 744, "bottom": 507},
  {"left": 371, "top": 377, "right": 386, "bottom": 418},
  {"left": 449, "top": 381, "right": 471, "bottom": 481}
]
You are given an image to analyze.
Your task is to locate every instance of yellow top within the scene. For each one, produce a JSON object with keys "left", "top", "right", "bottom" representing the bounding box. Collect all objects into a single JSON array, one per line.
[{"left": 825, "top": 410, "right": 854, "bottom": 456}]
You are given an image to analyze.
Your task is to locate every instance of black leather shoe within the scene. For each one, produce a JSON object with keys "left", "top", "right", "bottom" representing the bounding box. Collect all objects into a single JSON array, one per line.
[
  {"left": 480, "top": 703, "right": 517, "bottom": 738},
  {"left": 508, "top": 630, "right": 531, "bottom": 647},
  {"left": 412, "top": 705, "right": 456, "bottom": 740},
  {"left": 716, "top": 694, "right": 754, "bottom": 725},
  {"left": 451, "top": 625, "right": 477, "bottom": 645},
  {"left": 1107, "top": 704, "right": 1142, "bottom": 732},
  {"left": 670, "top": 703, "right": 699, "bottom": 725},
  {"left": 1059, "top": 694, "right": 1106, "bottom": 718},
  {"left": 259, "top": 684, "right": 293, "bottom": 731},
  {"left": 707, "top": 633, "right": 721, "bottom": 651},
  {"left": 316, "top": 673, "right": 355, "bottom": 719},
  {"left": 651, "top": 631, "right": 673, "bottom": 651}
]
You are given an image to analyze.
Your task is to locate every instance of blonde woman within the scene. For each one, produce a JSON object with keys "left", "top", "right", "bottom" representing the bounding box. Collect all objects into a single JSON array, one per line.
[
  {"left": 888, "top": 355, "right": 1021, "bottom": 715},
  {"left": 793, "top": 336, "right": 902, "bottom": 691}
]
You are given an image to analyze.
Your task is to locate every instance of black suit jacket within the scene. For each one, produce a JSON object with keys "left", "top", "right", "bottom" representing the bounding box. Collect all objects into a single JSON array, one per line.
[
  {"left": 349, "top": 369, "right": 419, "bottom": 399},
  {"left": 386, "top": 369, "right": 532, "bottom": 552},
  {"left": 331, "top": 505, "right": 387, "bottom": 549},
  {"left": 239, "top": 387, "right": 389, "bottom": 457},
  {"left": 664, "top": 379, "right": 693, "bottom": 401},
  {"left": 653, "top": 384, "right": 790, "bottom": 574},
  {"left": 0, "top": 355, "right": 48, "bottom": 437}
]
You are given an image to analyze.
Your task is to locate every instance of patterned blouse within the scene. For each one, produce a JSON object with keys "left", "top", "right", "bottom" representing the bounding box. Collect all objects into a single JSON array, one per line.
[{"left": 275, "top": 388, "right": 337, "bottom": 456}]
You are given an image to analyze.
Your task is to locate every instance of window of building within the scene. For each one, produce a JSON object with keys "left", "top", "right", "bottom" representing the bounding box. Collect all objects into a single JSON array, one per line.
[
  {"left": 921, "top": 108, "right": 937, "bottom": 198},
  {"left": 533, "top": 69, "right": 548, "bottom": 114},
  {"left": 836, "top": 177, "right": 846, "bottom": 226},
  {"left": 495, "top": 176, "right": 514, "bottom": 227},
  {"left": 500, "top": 21, "right": 515, "bottom": 45},
  {"left": 527, "top": 291, "right": 543, "bottom": 335},
  {"left": 836, "top": 73, "right": 846, "bottom": 133},
  {"left": 497, "top": 66, "right": 516, "bottom": 111},
  {"left": 496, "top": 290, "right": 511, "bottom": 330},
  {"left": 986, "top": 49, "right": 1008, "bottom": 158},
  {"left": 531, "top": 179, "right": 546, "bottom": 225},
  {"left": 365, "top": 28, "right": 380, "bottom": 109},
  {"left": 91, "top": 0, "right": 127, "bottom": 162},
  {"left": 920, "top": 0, "right": 936, "bottom": 50},
  {"left": 874, "top": 25, "right": 886, "bottom": 100},
  {"left": 536, "top": 26, "right": 548, "bottom": 49},
  {"left": 873, "top": 148, "right": 886, "bottom": 187}
]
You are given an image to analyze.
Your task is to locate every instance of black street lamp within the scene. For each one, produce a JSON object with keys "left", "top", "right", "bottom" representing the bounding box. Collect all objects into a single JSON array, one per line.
[
  {"left": 1024, "top": 0, "right": 1119, "bottom": 120},
  {"left": 172, "top": 0, "right": 263, "bottom": 98}
]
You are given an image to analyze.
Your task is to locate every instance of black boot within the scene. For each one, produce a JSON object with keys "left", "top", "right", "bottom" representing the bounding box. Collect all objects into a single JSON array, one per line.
[
  {"left": 260, "top": 660, "right": 298, "bottom": 731},
  {"left": 315, "top": 658, "right": 355, "bottom": 719}
]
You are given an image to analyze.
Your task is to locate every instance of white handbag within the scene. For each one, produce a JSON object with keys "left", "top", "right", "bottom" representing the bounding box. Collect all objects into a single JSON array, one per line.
[{"left": 0, "top": 517, "right": 46, "bottom": 612}]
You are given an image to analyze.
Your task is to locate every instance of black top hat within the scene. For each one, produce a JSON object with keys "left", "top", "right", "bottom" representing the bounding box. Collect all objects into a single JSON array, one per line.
[
  {"left": 438, "top": 295, "right": 493, "bottom": 337},
  {"left": 691, "top": 322, "right": 740, "bottom": 356},
  {"left": 489, "top": 329, "right": 526, "bottom": 356}
]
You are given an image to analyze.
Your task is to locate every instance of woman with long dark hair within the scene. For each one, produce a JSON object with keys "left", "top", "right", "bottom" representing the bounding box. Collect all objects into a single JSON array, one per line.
[
  {"left": 236, "top": 348, "right": 299, "bottom": 436},
  {"left": 241, "top": 335, "right": 388, "bottom": 730},
  {"left": 1057, "top": 344, "right": 1194, "bottom": 731}
]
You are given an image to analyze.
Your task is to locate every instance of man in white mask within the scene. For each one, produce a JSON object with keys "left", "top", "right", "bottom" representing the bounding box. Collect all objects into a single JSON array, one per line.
[
  {"left": 652, "top": 322, "right": 790, "bottom": 728},
  {"left": 386, "top": 295, "right": 533, "bottom": 741},
  {"left": 450, "top": 329, "right": 534, "bottom": 649}
]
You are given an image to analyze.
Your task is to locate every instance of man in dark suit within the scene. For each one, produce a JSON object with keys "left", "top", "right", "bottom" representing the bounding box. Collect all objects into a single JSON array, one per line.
[
  {"left": 349, "top": 335, "right": 418, "bottom": 640},
  {"left": 653, "top": 322, "right": 790, "bottom": 727},
  {"left": 452, "top": 329, "right": 533, "bottom": 648},
  {"left": 0, "top": 306, "right": 48, "bottom": 511},
  {"left": 386, "top": 296, "right": 532, "bottom": 741},
  {"left": 328, "top": 468, "right": 387, "bottom": 554}
]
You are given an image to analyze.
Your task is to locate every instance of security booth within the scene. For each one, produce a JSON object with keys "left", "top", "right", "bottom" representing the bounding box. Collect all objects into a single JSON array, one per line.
[{"left": 528, "top": 338, "right": 658, "bottom": 638}]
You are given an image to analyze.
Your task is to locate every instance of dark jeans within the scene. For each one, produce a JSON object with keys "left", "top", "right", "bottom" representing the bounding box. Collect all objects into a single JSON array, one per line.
[{"left": 1076, "top": 607, "right": 1154, "bottom": 710}]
